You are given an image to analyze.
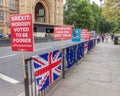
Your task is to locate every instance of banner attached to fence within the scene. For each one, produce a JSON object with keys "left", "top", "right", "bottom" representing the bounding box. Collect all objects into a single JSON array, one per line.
[
  {"left": 81, "top": 29, "right": 88, "bottom": 40},
  {"left": 86, "top": 32, "right": 91, "bottom": 40},
  {"left": 32, "top": 50, "right": 62, "bottom": 92},
  {"left": 65, "top": 45, "right": 77, "bottom": 68},
  {"left": 72, "top": 28, "right": 81, "bottom": 42},
  {"left": 10, "top": 14, "right": 34, "bottom": 52},
  {"left": 54, "top": 26, "right": 72, "bottom": 40},
  {"left": 84, "top": 41, "right": 88, "bottom": 54},
  {"left": 77, "top": 43, "right": 84, "bottom": 60}
]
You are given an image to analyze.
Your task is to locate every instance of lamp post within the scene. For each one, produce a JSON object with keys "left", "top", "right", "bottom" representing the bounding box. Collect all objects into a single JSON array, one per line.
[{"left": 99, "top": 0, "right": 102, "bottom": 34}]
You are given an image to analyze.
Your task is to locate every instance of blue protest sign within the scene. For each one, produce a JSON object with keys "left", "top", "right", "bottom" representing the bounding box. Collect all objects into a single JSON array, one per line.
[{"left": 72, "top": 28, "right": 81, "bottom": 42}]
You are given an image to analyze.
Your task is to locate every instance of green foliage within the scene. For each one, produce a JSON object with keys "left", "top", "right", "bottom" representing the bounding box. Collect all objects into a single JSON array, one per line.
[
  {"left": 112, "top": 22, "right": 120, "bottom": 33},
  {"left": 102, "top": 0, "right": 120, "bottom": 22},
  {"left": 75, "top": 0, "right": 95, "bottom": 29},
  {"left": 64, "top": 0, "right": 100, "bottom": 32},
  {"left": 64, "top": 0, "right": 119, "bottom": 33},
  {"left": 90, "top": 2, "right": 101, "bottom": 32},
  {"left": 102, "top": 0, "right": 120, "bottom": 33}
]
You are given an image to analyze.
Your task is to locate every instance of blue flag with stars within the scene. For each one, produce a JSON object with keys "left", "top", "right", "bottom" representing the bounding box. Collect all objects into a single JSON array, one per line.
[
  {"left": 65, "top": 45, "right": 77, "bottom": 68},
  {"left": 77, "top": 43, "right": 84, "bottom": 60}
]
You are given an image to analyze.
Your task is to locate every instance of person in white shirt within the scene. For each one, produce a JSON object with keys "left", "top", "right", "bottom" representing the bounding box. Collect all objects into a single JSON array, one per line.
[{"left": 105, "top": 33, "right": 109, "bottom": 43}]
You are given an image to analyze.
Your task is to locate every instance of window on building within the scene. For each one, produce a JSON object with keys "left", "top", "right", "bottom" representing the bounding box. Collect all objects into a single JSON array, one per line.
[
  {"left": 0, "top": 0, "right": 3, "bottom": 5},
  {"left": 35, "top": 3, "right": 45, "bottom": 23},
  {"left": 0, "top": 0, "right": 3, "bottom": 6},
  {"left": 9, "top": 0, "right": 16, "bottom": 9},
  {"left": 0, "top": 10, "right": 4, "bottom": 21},
  {"left": 0, "top": 29, "right": 3, "bottom": 34}
]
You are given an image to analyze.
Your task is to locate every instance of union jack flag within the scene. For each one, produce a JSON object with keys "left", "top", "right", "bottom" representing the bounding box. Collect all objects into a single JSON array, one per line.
[
  {"left": 84, "top": 41, "right": 88, "bottom": 54},
  {"left": 32, "top": 50, "right": 62, "bottom": 92}
]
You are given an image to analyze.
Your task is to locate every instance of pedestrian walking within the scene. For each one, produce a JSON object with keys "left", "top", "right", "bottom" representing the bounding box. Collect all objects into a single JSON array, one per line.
[
  {"left": 102, "top": 34, "right": 105, "bottom": 43},
  {"left": 111, "top": 33, "right": 114, "bottom": 40},
  {"left": 96, "top": 34, "right": 100, "bottom": 43},
  {"left": 105, "top": 33, "right": 109, "bottom": 43}
]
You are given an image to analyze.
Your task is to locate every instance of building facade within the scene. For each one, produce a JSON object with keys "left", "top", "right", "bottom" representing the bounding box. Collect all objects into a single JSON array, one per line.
[
  {"left": 0, "top": 0, "right": 63, "bottom": 37},
  {"left": 0, "top": 0, "right": 19, "bottom": 36}
]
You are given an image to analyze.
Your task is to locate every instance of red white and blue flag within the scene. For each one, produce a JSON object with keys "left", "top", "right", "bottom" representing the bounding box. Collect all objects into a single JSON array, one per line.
[
  {"left": 32, "top": 50, "right": 62, "bottom": 92},
  {"left": 84, "top": 41, "right": 88, "bottom": 54}
]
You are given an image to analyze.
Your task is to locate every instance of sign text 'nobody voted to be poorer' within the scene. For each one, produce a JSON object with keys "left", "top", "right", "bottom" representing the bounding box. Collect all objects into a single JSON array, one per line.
[{"left": 10, "top": 14, "right": 34, "bottom": 52}]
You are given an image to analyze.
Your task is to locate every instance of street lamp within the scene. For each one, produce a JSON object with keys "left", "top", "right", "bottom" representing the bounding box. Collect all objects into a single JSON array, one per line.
[{"left": 99, "top": 0, "right": 102, "bottom": 34}]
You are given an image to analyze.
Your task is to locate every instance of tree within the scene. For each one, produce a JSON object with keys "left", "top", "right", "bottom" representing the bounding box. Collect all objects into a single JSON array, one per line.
[
  {"left": 90, "top": 2, "right": 101, "bottom": 33},
  {"left": 102, "top": 0, "right": 120, "bottom": 32},
  {"left": 102, "top": 0, "right": 120, "bottom": 21},
  {"left": 64, "top": 0, "right": 116, "bottom": 33},
  {"left": 64, "top": 0, "right": 79, "bottom": 25},
  {"left": 64, "top": 0, "right": 96, "bottom": 30}
]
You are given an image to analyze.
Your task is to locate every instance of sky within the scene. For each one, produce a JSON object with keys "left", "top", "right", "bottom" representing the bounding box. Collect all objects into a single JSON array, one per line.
[{"left": 90, "top": 0, "right": 101, "bottom": 6}]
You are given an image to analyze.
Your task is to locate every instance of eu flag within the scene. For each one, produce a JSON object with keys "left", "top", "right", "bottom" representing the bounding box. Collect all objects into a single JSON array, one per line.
[
  {"left": 77, "top": 43, "right": 84, "bottom": 60},
  {"left": 65, "top": 45, "right": 77, "bottom": 68}
]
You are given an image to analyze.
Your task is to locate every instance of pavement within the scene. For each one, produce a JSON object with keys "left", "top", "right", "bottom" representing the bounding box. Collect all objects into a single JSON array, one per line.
[
  {"left": 48, "top": 38, "right": 120, "bottom": 96},
  {"left": 17, "top": 38, "right": 120, "bottom": 96}
]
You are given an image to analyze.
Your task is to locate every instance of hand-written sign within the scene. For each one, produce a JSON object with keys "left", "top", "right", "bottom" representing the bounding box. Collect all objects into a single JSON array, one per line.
[
  {"left": 54, "top": 26, "right": 72, "bottom": 40},
  {"left": 86, "top": 32, "right": 91, "bottom": 40},
  {"left": 10, "top": 14, "right": 34, "bottom": 52},
  {"left": 81, "top": 29, "right": 88, "bottom": 40}
]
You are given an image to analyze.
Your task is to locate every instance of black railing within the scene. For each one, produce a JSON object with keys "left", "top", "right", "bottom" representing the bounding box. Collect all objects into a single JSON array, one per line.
[{"left": 24, "top": 39, "right": 96, "bottom": 96}]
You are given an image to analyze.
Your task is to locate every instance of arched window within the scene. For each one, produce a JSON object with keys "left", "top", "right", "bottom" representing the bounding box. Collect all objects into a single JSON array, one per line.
[{"left": 35, "top": 3, "right": 45, "bottom": 23}]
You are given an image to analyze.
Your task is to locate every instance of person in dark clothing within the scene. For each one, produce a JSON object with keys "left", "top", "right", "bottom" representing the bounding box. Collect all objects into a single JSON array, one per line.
[
  {"left": 102, "top": 34, "right": 105, "bottom": 43},
  {"left": 111, "top": 33, "right": 114, "bottom": 40}
]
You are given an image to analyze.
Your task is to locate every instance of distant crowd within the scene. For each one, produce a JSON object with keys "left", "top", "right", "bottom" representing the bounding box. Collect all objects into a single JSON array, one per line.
[{"left": 96, "top": 33, "right": 114, "bottom": 43}]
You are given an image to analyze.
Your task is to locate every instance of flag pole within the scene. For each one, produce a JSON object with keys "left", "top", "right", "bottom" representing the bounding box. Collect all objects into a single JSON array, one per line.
[
  {"left": 21, "top": 50, "right": 29, "bottom": 96},
  {"left": 21, "top": 50, "right": 26, "bottom": 79}
]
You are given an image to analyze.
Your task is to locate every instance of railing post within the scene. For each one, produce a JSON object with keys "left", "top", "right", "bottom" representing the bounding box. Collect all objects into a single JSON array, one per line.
[
  {"left": 24, "top": 60, "right": 29, "bottom": 96},
  {"left": 82, "top": 42, "right": 84, "bottom": 58},
  {"left": 76, "top": 44, "right": 78, "bottom": 65},
  {"left": 62, "top": 48, "right": 65, "bottom": 79}
]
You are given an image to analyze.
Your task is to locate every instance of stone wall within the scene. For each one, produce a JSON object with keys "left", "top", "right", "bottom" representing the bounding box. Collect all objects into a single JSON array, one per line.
[
  {"left": 19, "top": 0, "right": 63, "bottom": 25},
  {"left": 0, "top": 0, "right": 64, "bottom": 36}
]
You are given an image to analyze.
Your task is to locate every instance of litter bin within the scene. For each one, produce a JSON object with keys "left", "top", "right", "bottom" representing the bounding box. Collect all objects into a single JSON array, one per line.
[{"left": 114, "top": 36, "right": 118, "bottom": 44}]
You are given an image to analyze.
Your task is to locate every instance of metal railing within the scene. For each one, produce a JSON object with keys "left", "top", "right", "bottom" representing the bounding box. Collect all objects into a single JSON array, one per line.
[{"left": 24, "top": 39, "right": 96, "bottom": 96}]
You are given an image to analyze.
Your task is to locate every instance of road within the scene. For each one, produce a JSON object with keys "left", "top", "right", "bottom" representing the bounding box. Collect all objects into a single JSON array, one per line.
[{"left": 0, "top": 40, "right": 75, "bottom": 96}]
